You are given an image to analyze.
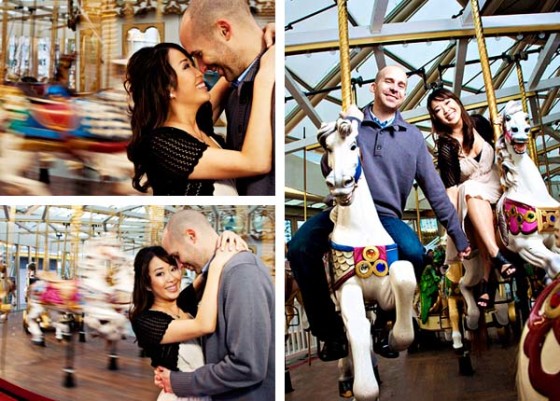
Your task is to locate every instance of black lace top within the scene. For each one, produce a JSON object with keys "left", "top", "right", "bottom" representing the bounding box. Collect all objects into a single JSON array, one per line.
[
  {"left": 141, "top": 104, "right": 226, "bottom": 196},
  {"left": 437, "top": 136, "right": 461, "bottom": 188},
  {"left": 131, "top": 285, "right": 198, "bottom": 370}
]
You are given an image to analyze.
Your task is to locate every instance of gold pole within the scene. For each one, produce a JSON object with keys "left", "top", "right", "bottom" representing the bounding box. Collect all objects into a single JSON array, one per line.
[
  {"left": 71, "top": 206, "right": 83, "bottom": 278},
  {"left": 514, "top": 60, "right": 538, "bottom": 162},
  {"left": 303, "top": 130, "right": 307, "bottom": 222},
  {"left": 0, "top": 0, "right": 8, "bottom": 82},
  {"left": 414, "top": 184, "right": 422, "bottom": 242},
  {"left": 470, "top": 0, "right": 500, "bottom": 143},
  {"left": 337, "top": 0, "right": 351, "bottom": 111},
  {"left": 148, "top": 206, "right": 164, "bottom": 245},
  {"left": 49, "top": 0, "right": 59, "bottom": 81}
]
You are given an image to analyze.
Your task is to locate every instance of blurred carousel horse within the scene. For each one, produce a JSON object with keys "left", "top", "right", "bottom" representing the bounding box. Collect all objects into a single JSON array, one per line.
[
  {"left": 496, "top": 101, "right": 560, "bottom": 282},
  {"left": 517, "top": 219, "right": 560, "bottom": 401},
  {"left": 318, "top": 108, "right": 416, "bottom": 401},
  {"left": 0, "top": 264, "right": 15, "bottom": 322},
  {"left": 0, "top": 81, "right": 133, "bottom": 195},
  {"left": 25, "top": 234, "right": 133, "bottom": 383}
]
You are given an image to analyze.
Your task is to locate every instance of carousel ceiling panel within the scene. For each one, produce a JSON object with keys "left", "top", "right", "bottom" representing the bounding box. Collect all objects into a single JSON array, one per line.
[
  {"left": 0, "top": 205, "right": 274, "bottom": 254},
  {"left": 285, "top": 0, "right": 560, "bottom": 207}
]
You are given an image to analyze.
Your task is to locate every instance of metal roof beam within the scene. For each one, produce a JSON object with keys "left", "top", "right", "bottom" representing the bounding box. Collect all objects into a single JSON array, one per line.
[
  {"left": 453, "top": 39, "right": 469, "bottom": 96},
  {"left": 370, "top": 0, "right": 389, "bottom": 32},
  {"left": 286, "top": 14, "right": 560, "bottom": 55},
  {"left": 528, "top": 33, "right": 560, "bottom": 89},
  {"left": 285, "top": 76, "right": 560, "bottom": 154},
  {"left": 285, "top": 69, "right": 323, "bottom": 129}
]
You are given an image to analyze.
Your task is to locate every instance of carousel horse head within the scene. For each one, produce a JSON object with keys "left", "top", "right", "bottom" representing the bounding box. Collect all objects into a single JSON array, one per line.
[
  {"left": 318, "top": 105, "right": 364, "bottom": 206},
  {"left": 502, "top": 101, "right": 531, "bottom": 155}
]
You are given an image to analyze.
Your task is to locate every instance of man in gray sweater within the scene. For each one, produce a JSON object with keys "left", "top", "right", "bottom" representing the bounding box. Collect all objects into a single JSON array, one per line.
[
  {"left": 156, "top": 210, "right": 275, "bottom": 400},
  {"left": 287, "top": 65, "right": 471, "bottom": 362}
]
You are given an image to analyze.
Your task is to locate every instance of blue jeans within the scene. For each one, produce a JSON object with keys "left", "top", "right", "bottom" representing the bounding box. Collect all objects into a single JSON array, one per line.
[{"left": 287, "top": 210, "right": 425, "bottom": 341}]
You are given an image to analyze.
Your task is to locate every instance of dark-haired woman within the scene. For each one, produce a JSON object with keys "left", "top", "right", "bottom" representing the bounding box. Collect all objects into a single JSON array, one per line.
[
  {"left": 125, "top": 43, "right": 274, "bottom": 195},
  {"left": 130, "top": 236, "right": 242, "bottom": 401},
  {"left": 427, "top": 88, "right": 515, "bottom": 308}
]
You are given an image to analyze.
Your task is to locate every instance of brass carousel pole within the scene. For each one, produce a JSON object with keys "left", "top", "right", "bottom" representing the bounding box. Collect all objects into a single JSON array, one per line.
[
  {"left": 70, "top": 206, "right": 83, "bottom": 279},
  {"left": 514, "top": 59, "right": 538, "bottom": 162},
  {"left": 469, "top": 0, "right": 500, "bottom": 143},
  {"left": 337, "top": 0, "right": 352, "bottom": 111},
  {"left": 62, "top": 222, "right": 69, "bottom": 278},
  {"left": 1, "top": 0, "right": 9, "bottom": 82},
  {"left": 414, "top": 183, "right": 422, "bottom": 242},
  {"left": 49, "top": 0, "right": 59, "bottom": 81},
  {"left": 148, "top": 206, "right": 164, "bottom": 245}
]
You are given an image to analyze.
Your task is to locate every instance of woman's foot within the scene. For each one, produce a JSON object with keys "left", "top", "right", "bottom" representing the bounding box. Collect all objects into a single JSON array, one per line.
[
  {"left": 477, "top": 280, "right": 494, "bottom": 309},
  {"left": 491, "top": 251, "right": 516, "bottom": 279}
]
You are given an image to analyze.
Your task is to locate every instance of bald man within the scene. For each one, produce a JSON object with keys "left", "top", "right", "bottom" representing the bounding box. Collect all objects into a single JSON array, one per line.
[
  {"left": 156, "top": 210, "right": 275, "bottom": 400},
  {"left": 287, "top": 65, "right": 470, "bottom": 361},
  {"left": 180, "top": 0, "right": 275, "bottom": 196}
]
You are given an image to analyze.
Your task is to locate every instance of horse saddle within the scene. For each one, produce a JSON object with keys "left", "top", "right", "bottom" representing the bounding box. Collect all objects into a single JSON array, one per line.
[
  {"left": 330, "top": 242, "right": 398, "bottom": 290},
  {"left": 502, "top": 198, "right": 560, "bottom": 236}
]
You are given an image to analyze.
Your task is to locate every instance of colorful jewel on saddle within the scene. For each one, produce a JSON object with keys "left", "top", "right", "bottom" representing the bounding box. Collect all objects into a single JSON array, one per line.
[
  {"left": 330, "top": 242, "right": 398, "bottom": 289},
  {"left": 503, "top": 198, "right": 560, "bottom": 235}
]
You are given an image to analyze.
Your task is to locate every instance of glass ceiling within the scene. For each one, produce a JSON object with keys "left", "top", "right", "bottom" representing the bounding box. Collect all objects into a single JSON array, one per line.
[{"left": 285, "top": 0, "right": 560, "bottom": 209}]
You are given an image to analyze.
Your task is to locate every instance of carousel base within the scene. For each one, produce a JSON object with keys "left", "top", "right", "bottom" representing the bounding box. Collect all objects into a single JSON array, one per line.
[
  {"left": 0, "top": 311, "right": 159, "bottom": 401},
  {"left": 285, "top": 330, "right": 518, "bottom": 401}
]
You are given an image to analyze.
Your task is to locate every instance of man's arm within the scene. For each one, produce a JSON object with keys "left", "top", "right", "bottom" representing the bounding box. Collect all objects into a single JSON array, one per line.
[
  {"left": 415, "top": 138, "right": 470, "bottom": 253},
  {"left": 170, "top": 261, "right": 272, "bottom": 397}
]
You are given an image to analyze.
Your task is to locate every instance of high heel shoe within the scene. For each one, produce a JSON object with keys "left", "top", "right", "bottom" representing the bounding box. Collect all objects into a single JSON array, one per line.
[
  {"left": 491, "top": 250, "right": 516, "bottom": 279},
  {"left": 477, "top": 280, "right": 490, "bottom": 309}
]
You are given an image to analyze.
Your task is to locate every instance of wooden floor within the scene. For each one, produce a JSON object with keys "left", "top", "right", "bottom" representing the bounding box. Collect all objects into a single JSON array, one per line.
[
  {"left": 0, "top": 311, "right": 160, "bottom": 401},
  {"left": 286, "top": 332, "right": 519, "bottom": 401}
]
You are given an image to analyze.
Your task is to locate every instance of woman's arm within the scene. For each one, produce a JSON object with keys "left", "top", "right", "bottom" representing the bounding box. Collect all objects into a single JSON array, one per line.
[
  {"left": 209, "top": 78, "right": 230, "bottom": 123},
  {"left": 159, "top": 248, "right": 237, "bottom": 344},
  {"left": 189, "top": 45, "right": 275, "bottom": 180}
]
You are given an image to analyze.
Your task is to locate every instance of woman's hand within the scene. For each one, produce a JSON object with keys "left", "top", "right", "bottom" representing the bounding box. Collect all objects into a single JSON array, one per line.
[
  {"left": 217, "top": 230, "right": 248, "bottom": 251},
  {"left": 256, "top": 45, "right": 275, "bottom": 85},
  {"left": 263, "top": 23, "right": 276, "bottom": 48},
  {"left": 212, "top": 247, "right": 239, "bottom": 270}
]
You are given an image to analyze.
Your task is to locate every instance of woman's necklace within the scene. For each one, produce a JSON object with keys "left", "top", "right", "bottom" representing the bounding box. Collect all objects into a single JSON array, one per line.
[
  {"left": 166, "top": 119, "right": 211, "bottom": 146},
  {"left": 153, "top": 305, "right": 182, "bottom": 319}
]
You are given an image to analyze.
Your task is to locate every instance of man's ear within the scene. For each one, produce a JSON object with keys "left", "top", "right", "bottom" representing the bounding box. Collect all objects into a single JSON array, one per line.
[
  {"left": 216, "top": 19, "right": 233, "bottom": 41},
  {"left": 369, "top": 82, "right": 376, "bottom": 94},
  {"left": 184, "top": 228, "right": 197, "bottom": 243}
]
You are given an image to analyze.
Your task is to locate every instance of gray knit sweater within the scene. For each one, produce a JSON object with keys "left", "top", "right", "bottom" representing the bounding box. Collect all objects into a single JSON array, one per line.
[
  {"left": 321, "top": 105, "right": 469, "bottom": 252},
  {"left": 170, "top": 251, "right": 275, "bottom": 400}
]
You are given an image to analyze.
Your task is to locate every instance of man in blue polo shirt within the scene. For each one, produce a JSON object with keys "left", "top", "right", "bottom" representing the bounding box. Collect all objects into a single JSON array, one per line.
[{"left": 287, "top": 65, "right": 471, "bottom": 361}]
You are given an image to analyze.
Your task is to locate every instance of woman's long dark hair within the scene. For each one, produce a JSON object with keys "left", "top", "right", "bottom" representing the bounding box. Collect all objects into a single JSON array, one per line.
[
  {"left": 124, "top": 43, "right": 192, "bottom": 193},
  {"left": 129, "top": 246, "right": 177, "bottom": 322},
  {"left": 427, "top": 88, "right": 475, "bottom": 154}
]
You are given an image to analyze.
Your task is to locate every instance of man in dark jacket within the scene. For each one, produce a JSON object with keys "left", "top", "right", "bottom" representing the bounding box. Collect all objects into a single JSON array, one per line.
[{"left": 180, "top": 0, "right": 275, "bottom": 195}]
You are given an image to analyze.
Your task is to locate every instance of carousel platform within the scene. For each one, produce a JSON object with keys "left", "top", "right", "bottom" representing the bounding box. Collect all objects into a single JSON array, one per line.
[
  {"left": 0, "top": 311, "right": 160, "bottom": 401},
  {"left": 286, "top": 332, "right": 519, "bottom": 401}
]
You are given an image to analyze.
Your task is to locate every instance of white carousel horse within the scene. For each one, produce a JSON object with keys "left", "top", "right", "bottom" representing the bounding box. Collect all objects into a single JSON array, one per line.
[
  {"left": 517, "top": 219, "right": 560, "bottom": 401},
  {"left": 496, "top": 101, "right": 560, "bottom": 281},
  {"left": 318, "top": 107, "right": 416, "bottom": 401},
  {"left": 0, "top": 264, "right": 15, "bottom": 322},
  {"left": 25, "top": 234, "right": 133, "bottom": 379}
]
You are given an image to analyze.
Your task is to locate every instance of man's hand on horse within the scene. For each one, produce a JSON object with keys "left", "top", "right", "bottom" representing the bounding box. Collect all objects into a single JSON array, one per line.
[
  {"left": 457, "top": 246, "right": 472, "bottom": 261},
  {"left": 340, "top": 104, "right": 364, "bottom": 121}
]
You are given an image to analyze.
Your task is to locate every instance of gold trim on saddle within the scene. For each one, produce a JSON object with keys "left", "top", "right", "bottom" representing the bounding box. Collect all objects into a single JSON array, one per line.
[{"left": 536, "top": 207, "right": 560, "bottom": 233}]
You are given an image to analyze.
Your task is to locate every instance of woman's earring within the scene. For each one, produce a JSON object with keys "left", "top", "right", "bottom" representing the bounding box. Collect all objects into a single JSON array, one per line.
[{"left": 169, "top": 93, "right": 175, "bottom": 99}]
